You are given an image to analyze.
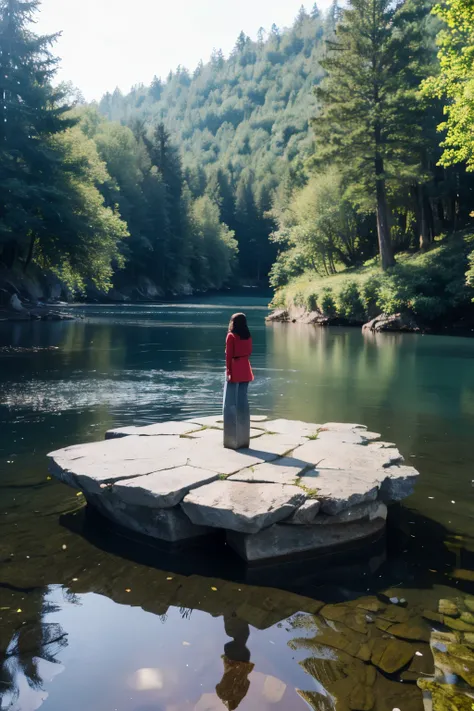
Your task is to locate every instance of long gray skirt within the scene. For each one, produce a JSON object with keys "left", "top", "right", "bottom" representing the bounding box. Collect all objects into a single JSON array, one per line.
[{"left": 223, "top": 381, "right": 250, "bottom": 450}]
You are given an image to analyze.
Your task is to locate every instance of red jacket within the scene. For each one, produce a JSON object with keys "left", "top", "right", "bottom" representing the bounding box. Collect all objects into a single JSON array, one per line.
[{"left": 226, "top": 333, "right": 254, "bottom": 383}]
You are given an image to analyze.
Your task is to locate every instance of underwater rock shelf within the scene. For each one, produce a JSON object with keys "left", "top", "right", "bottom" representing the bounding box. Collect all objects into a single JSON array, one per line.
[{"left": 47, "top": 417, "right": 419, "bottom": 563}]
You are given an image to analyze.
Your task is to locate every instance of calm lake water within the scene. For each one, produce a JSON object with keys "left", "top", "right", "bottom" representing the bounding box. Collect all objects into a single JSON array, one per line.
[{"left": 1, "top": 293, "right": 473, "bottom": 711}]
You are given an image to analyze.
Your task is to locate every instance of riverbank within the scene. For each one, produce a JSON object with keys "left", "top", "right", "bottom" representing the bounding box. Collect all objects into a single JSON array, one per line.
[{"left": 269, "top": 233, "right": 474, "bottom": 334}]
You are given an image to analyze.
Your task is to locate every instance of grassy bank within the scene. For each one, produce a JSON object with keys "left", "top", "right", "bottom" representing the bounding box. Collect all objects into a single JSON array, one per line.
[{"left": 271, "top": 233, "right": 474, "bottom": 327}]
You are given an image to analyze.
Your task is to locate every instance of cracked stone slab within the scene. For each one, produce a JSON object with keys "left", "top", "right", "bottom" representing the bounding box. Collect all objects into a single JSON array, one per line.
[
  {"left": 297, "top": 468, "right": 381, "bottom": 514},
  {"left": 48, "top": 436, "right": 191, "bottom": 494},
  {"left": 87, "top": 490, "right": 213, "bottom": 542},
  {"left": 181, "top": 480, "right": 306, "bottom": 533},
  {"left": 311, "top": 501, "right": 387, "bottom": 526},
  {"left": 47, "top": 417, "right": 418, "bottom": 553},
  {"left": 105, "top": 421, "right": 201, "bottom": 439},
  {"left": 181, "top": 438, "right": 275, "bottom": 475},
  {"left": 293, "top": 439, "right": 403, "bottom": 471},
  {"left": 262, "top": 419, "right": 320, "bottom": 437},
  {"left": 287, "top": 499, "right": 321, "bottom": 524},
  {"left": 49, "top": 434, "right": 180, "bottom": 461},
  {"left": 320, "top": 422, "right": 368, "bottom": 431},
  {"left": 226, "top": 517, "right": 386, "bottom": 562},
  {"left": 241, "top": 433, "right": 308, "bottom": 458},
  {"left": 317, "top": 429, "right": 381, "bottom": 446},
  {"left": 228, "top": 457, "right": 311, "bottom": 485},
  {"left": 188, "top": 427, "right": 264, "bottom": 441},
  {"left": 379, "top": 465, "right": 419, "bottom": 502},
  {"left": 110, "top": 466, "right": 221, "bottom": 508}
]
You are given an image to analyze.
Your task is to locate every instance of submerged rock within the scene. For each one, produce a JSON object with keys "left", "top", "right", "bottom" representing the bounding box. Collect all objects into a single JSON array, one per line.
[
  {"left": 417, "top": 679, "right": 473, "bottom": 711},
  {"left": 370, "top": 637, "right": 414, "bottom": 673},
  {"left": 438, "top": 599, "right": 460, "bottom": 617}
]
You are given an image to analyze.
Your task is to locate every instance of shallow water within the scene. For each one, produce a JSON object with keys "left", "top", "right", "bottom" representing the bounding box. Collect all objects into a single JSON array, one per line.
[{"left": 1, "top": 293, "right": 473, "bottom": 711}]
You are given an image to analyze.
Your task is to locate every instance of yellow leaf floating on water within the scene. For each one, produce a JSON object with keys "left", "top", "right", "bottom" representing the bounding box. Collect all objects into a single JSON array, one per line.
[
  {"left": 125, "top": 589, "right": 131, "bottom": 593},
  {"left": 46, "top": 476, "right": 52, "bottom": 481},
  {"left": 76, "top": 492, "right": 83, "bottom": 497},
  {"left": 16, "top": 609, "right": 22, "bottom": 613},
  {"left": 211, "top": 587, "right": 218, "bottom": 592},
  {"left": 166, "top": 577, "right": 173, "bottom": 581}
]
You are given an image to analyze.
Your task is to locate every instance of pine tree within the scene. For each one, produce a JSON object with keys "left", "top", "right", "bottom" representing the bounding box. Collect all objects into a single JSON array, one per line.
[
  {"left": 0, "top": 0, "right": 127, "bottom": 291},
  {"left": 313, "top": 0, "right": 430, "bottom": 270},
  {"left": 234, "top": 31, "right": 248, "bottom": 54},
  {"left": 144, "top": 123, "right": 190, "bottom": 287},
  {"left": 149, "top": 75, "right": 163, "bottom": 101},
  {"left": 296, "top": 5, "right": 308, "bottom": 25},
  {"left": 0, "top": 0, "right": 75, "bottom": 267}
]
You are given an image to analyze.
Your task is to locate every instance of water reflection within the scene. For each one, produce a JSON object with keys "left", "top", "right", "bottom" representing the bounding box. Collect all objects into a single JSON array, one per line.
[
  {"left": 0, "top": 588, "right": 68, "bottom": 711},
  {"left": 1, "top": 299, "right": 474, "bottom": 710}
]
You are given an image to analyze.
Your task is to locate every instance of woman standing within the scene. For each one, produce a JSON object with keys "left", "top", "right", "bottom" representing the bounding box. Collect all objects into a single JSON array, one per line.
[{"left": 224, "top": 313, "right": 254, "bottom": 450}]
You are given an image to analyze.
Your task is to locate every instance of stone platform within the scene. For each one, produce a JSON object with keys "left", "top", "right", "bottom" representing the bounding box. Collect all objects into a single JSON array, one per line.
[{"left": 47, "top": 417, "right": 419, "bottom": 563}]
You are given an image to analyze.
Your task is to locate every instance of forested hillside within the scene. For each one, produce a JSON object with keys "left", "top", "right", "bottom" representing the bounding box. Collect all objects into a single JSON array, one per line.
[
  {"left": 0, "top": 1, "right": 333, "bottom": 301},
  {"left": 1, "top": 0, "right": 474, "bottom": 321},
  {"left": 98, "top": 5, "right": 330, "bottom": 284}
]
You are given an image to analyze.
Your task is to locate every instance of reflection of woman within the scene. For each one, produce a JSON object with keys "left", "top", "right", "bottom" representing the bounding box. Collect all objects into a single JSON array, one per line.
[
  {"left": 216, "top": 617, "right": 253, "bottom": 711},
  {"left": 224, "top": 313, "right": 254, "bottom": 450}
]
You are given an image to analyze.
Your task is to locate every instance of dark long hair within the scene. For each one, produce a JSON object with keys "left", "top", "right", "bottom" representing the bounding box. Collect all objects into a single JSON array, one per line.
[{"left": 228, "top": 312, "right": 251, "bottom": 340}]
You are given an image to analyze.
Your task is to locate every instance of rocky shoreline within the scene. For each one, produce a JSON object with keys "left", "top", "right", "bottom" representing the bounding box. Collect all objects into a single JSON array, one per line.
[
  {"left": 266, "top": 306, "right": 423, "bottom": 333},
  {"left": 0, "top": 294, "right": 77, "bottom": 322}
]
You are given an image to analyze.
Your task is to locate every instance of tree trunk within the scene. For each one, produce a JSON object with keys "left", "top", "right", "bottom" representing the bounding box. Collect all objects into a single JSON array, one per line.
[
  {"left": 23, "top": 234, "right": 36, "bottom": 272},
  {"left": 415, "top": 183, "right": 431, "bottom": 250},
  {"left": 375, "top": 156, "right": 395, "bottom": 270},
  {"left": 1, "top": 239, "right": 17, "bottom": 269}
]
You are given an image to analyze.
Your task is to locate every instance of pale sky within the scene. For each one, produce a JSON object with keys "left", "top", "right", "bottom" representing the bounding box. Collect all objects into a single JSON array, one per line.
[{"left": 35, "top": 0, "right": 331, "bottom": 101}]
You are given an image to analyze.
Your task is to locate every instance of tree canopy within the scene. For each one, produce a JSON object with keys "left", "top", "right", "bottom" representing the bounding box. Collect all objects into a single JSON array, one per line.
[{"left": 1, "top": 0, "right": 474, "bottom": 309}]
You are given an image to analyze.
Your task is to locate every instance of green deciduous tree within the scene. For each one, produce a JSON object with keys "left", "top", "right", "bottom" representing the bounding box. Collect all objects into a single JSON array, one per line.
[
  {"left": 422, "top": 0, "right": 474, "bottom": 172},
  {"left": 270, "top": 167, "right": 368, "bottom": 279}
]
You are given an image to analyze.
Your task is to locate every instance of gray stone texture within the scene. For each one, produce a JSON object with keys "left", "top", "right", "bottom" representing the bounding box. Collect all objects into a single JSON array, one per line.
[
  {"left": 298, "top": 468, "right": 380, "bottom": 514},
  {"left": 228, "top": 457, "right": 310, "bottom": 485},
  {"left": 263, "top": 419, "right": 320, "bottom": 437},
  {"left": 293, "top": 439, "right": 404, "bottom": 471},
  {"left": 105, "top": 421, "right": 200, "bottom": 439},
  {"left": 182, "top": 480, "right": 306, "bottom": 533},
  {"left": 86, "top": 491, "right": 213, "bottom": 542},
  {"left": 111, "top": 466, "right": 221, "bottom": 508},
  {"left": 226, "top": 517, "right": 386, "bottom": 562},
  {"left": 287, "top": 499, "right": 321, "bottom": 524},
  {"left": 47, "top": 418, "right": 419, "bottom": 562}
]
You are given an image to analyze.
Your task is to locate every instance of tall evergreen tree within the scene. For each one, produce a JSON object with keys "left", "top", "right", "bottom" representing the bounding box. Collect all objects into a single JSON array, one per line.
[
  {"left": 0, "top": 0, "right": 127, "bottom": 290},
  {"left": 0, "top": 0, "right": 75, "bottom": 267},
  {"left": 313, "top": 0, "right": 430, "bottom": 269}
]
